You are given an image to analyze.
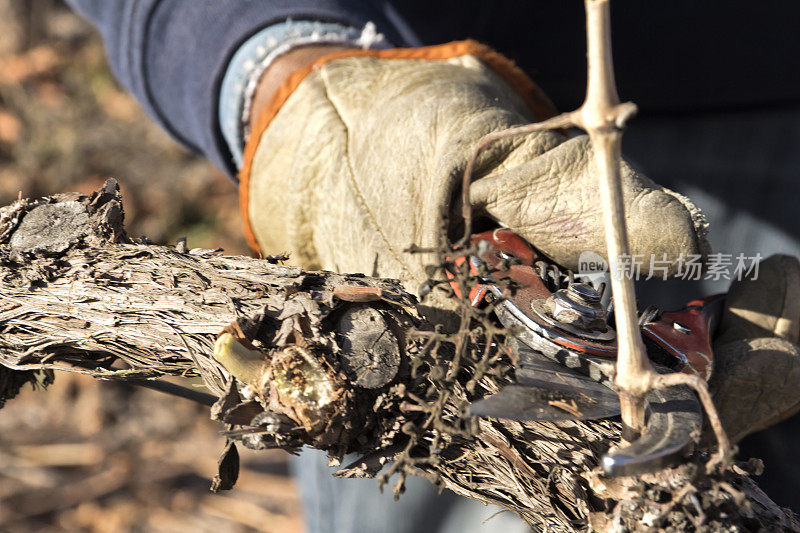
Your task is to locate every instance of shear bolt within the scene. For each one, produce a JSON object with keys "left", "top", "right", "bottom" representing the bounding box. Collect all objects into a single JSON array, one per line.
[
  {"left": 567, "top": 282, "right": 602, "bottom": 305},
  {"left": 541, "top": 283, "right": 608, "bottom": 332}
]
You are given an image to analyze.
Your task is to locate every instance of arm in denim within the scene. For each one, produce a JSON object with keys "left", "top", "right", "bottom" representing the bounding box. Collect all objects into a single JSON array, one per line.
[{"left": 65, "top": 0, "right": 405, "bottom": 178}]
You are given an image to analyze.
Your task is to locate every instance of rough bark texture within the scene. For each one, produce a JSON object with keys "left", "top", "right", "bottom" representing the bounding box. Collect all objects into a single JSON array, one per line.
[{"left": 0, "top": 182, "right": 797, "bottom": 532}]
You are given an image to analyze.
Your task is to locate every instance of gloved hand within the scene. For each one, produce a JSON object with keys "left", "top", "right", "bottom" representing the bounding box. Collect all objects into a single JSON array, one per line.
[
  {"left": 238, "top": 40, "right": 800, "bottom": 443},
  {"left": 710, "top": 254, "right": 800, "bottom": 443},
  {"left": 238, "top": 41, "right": 709, "bottom": 295}
]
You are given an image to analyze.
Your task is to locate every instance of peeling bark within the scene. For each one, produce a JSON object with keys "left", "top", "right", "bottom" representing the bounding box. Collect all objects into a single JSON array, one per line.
[{"left": 0, "top": 182, "right": 797, "bottom": 532}]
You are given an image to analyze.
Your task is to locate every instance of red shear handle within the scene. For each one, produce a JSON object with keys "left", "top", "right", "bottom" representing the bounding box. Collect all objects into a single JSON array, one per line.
[{"left": 641, "top": 294, "right": 724, "bottom": 380}]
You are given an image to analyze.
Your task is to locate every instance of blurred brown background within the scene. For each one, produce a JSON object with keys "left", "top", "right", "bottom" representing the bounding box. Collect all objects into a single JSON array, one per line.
[{"left": 0, "top": 1, "right": 302, "bottom": 531}]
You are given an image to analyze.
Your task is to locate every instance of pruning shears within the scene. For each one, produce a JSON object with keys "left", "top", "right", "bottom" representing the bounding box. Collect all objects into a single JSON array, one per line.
[{"left": 450, "top": 229, "right": 723, "bottom": 476}]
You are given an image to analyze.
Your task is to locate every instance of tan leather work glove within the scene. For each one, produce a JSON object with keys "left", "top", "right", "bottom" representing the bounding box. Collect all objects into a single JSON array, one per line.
[
  {"left": 238, "top": 41, "right": 708, "bottom": 293},
  {"left": 237, "top": 41, "right": 800, "bottom": 442},
  {"left": 709, "top": 255, "right": 800, "bottom": 443}
]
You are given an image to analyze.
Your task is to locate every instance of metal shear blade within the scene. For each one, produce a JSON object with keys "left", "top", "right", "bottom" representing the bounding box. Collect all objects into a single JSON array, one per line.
[
  {"left": 601, "top": 380, "right": 701, "bottom": 476},
  {"left": 469, "top": 345, "right": 620, "bottom": 422},
  {"left": 470, "top": 338, "right": 702, "bottom": 476},
  {"left": 457, "top": 230, "right": 709, "bottom": 475}
]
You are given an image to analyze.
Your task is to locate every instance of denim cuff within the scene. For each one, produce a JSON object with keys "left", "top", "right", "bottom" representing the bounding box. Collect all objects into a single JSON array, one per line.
[{"left": 219, "top": 20, "right": 391, "bottom": 170}]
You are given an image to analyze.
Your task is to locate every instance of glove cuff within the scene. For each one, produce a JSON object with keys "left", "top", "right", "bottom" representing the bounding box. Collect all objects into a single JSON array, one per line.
[{"left": 238, "top": 40, "right": 558, "bottom": 253}]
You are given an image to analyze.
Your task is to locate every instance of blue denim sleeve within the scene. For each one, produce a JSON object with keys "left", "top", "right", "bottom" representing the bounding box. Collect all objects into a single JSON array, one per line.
[{"left": 64, "top": 0, "right": 410, "bottom": 179}]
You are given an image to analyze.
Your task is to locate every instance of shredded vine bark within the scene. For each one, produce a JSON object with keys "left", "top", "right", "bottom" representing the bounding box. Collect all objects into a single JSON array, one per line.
[{"left": 0, "top": 181, "right": 797, "bottom": 531}]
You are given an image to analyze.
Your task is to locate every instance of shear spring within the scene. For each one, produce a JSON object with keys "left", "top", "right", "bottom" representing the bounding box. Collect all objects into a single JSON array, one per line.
[{"left": 535, "top": 261, "right": 571, "bottom": 292}]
